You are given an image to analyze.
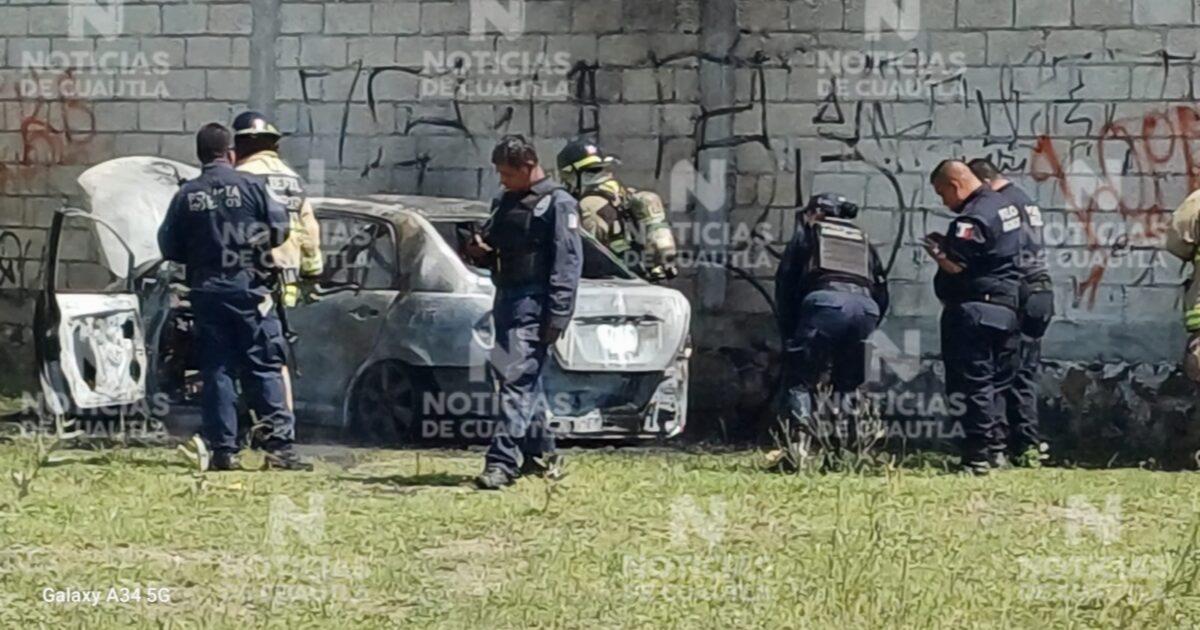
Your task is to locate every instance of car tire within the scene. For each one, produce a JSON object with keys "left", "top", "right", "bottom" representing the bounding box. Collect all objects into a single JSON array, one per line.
[{"left": 348, "top": 361, "right": 421, "bottom": 446}]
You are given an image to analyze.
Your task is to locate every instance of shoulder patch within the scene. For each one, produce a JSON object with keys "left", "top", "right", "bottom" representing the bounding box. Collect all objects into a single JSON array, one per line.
[
  {"left": 567, "top": 211, "right": 579, "bottom": 231},
  {"left": 534, "top": 193, "right": 554, "bottom": 216},
  {"left": 998, "top": 205, "right": 1021, "bottom": 232},
  {"left": 955, "top": 222, "right": 975, "bottom": 240}
]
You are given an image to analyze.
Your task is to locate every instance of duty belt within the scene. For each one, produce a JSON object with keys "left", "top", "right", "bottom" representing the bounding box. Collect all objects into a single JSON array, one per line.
[
  {"left": 1022, "top": 274, "right": 1053, "bottom": 294},
  {"left": 817, "top": 280, "right": 873, "bottom": 298},
  {"left": 956, "top": 292, "right": 1018, "bottom": 311}
]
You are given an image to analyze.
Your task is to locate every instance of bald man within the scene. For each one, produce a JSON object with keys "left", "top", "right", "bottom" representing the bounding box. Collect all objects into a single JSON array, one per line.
[
  {"left": 924, "top": 160, "right": 1024, "bottom": 475},
  {"left": 969, "top": 158, "right": 1054, "bottom": 468}
]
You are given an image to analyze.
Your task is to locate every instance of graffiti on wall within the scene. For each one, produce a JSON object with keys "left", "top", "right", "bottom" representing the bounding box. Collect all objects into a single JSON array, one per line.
[
  {"left": 277, "top": 36, "right": 1200, "bottom": 318},
  {"left": 0, "top": 230, "right": 32, "bottom": 289},
  {"left": 0, "top": 68, "right": 99, "bottom": 192}
]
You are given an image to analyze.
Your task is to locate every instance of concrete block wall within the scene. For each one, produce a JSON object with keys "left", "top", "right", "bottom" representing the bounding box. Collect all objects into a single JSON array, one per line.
[
  {"left": 0, "top": 0, "right": 1196, "bottom": 452},
  {"left": 0, "top": 0, "right": 253, "bottom": 393},
  {"left": 256, "top": 0, "right": 1197, "bottom": 366},
  {"left": 727, "top": 0, "right": 1199, "bottom": 366}
]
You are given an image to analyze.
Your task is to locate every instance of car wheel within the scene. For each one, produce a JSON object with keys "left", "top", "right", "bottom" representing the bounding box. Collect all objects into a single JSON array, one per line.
[{"left": 349, "top": 361, "right": 420, "bottom": 445}]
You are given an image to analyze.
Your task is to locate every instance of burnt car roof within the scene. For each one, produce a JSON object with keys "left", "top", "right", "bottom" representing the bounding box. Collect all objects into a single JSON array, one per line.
[{"left": 312, "top": 194, "right": 491, "bottom": 223}]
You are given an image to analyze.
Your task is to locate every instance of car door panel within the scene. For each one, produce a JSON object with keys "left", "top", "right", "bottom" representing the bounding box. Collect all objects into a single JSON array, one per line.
[
  {"left": 50, "top": 294, "right": 147, "bottom": 409},
  {"left": 287, "top": 211, "right": 399, "bottom": 426},
  {"left": 38, "top": 209, "right": 148, "bottom": 415},
  {"left": 288, "top": 291, "right": 396, "bottom": 424}
]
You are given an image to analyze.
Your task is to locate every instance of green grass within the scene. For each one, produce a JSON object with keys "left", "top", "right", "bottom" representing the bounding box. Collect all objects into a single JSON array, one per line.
[{"left": 1, "top": 440, "right": 1199, "bottom": 628}]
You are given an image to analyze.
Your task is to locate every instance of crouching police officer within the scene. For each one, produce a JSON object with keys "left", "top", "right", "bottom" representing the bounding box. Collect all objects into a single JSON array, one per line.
[
  {"left": 465, "top": 135, "right": 583, "bottom": 490},
  {"left": 555, "top": 137, "right": 677, "bottom": 281},
  {"left": 969, "top": 158, "right": 1054, "bottom": 468},
  {"left": 157, "top": 123, "right": 312, "bottom": 471},
  {"left": 774, "top": 193, "right": 889, "bottom": 433},
  {"left": 232, "top": 111, "right": 324, "bottom": 417},
  {"left": 925, "top": 160, "right": 1023, "bottom": 475}
]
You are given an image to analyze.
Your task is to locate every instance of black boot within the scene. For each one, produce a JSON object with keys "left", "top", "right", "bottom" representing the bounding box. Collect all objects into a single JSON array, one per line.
[
  {"left": 474, "top": 465, "right": 516, "bottom": 490},
  {"left": 519, "top": 453, "right": 565, "bottom": 479},
  {"left": 210, "top": 451, "right": 243, "bottom": 472},
  {"left": 959, "top": 458, "right": 991, "bottom": 476}
]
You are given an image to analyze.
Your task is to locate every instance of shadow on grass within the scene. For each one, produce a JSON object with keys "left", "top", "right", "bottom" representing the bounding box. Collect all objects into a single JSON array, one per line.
[
  {"left": 336, "top": 472, "right": 475, "bottom": 489},
  {"left": 40, "top": 454, "right": 184, "bottom": 470}
]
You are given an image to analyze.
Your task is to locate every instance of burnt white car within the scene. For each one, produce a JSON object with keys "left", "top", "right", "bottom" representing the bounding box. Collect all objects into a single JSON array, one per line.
[{"left": 36, "top": 156, "right": 690, "bottom": 443}]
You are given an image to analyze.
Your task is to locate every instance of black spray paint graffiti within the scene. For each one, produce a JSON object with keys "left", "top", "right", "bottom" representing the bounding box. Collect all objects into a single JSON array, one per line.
[
  {"left": 0, "top": 230, "right": 31, "bottom": 289},
  {"left": 287, "top": 36, "right": 1200, "bottom": 303}
]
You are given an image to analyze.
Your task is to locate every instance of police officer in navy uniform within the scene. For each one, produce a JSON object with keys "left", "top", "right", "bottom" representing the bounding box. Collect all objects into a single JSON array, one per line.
[
  {"left": 969, "top": 158, "right": 1054, "bottom": 468},
  {"left": 465, "top": 135, "right": 583, "bottom": 490},
  {"left": 157, "top": 123, "right": 312, "bottom": 471},
  {"left": 774, "top": 193, "right": 889, "bottom": 432},
  {"left": 925, "top": 160, "right": 1023, "bottom": 475}
]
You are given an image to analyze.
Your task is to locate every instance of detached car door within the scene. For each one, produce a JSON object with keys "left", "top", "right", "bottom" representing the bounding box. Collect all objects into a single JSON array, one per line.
[{"left": 37, "top": 209, "right": 149, "bottom": 416}]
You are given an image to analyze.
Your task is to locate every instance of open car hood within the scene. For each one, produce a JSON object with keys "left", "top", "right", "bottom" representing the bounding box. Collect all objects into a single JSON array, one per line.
[{"left": 78, "top": 156, "right": 198, "bottom": 278}]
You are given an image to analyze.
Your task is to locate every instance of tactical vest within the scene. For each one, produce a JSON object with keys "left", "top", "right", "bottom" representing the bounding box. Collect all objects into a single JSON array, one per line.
[
  {"left": 1001, "top": 184, "right": 1053, "bottom": 291},
  {"left": 945, "top": 196, "right": 1023, "bottom": 311},
  {"left": 802, "top": 218, "right": 873, "bottom": 291},
  {"left": 486, "top": 182, "right": 562, "bottom": 288}
]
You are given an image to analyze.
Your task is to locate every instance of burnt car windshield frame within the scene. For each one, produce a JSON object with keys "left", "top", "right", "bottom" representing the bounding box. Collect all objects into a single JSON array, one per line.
[
  {"left": 312, "top": 208, "right": 402, "bottom": 292},
  {"left": 47, "top": 207, "right": 137, "bottom": 295}
]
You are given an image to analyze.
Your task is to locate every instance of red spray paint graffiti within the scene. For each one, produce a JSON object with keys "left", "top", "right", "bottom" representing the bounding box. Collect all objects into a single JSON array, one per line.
[
  {"left": 1029, "top": 106, "right": 1197, "bottom": 308},
  {"left": 0, "top": 69, "right": 98, "bottom": 193}
]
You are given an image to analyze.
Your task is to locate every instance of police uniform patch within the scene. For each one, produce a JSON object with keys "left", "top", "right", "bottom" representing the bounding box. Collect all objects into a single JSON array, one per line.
[
  {"left": 998, "top": 205, "right": 1021, "bottom": 232},
  {"left": 955, "top": 222, "right": 975, "bottom": 240},
  {"left": 534, "top": 193, "right": 554, "bottom": 216},
  {"left": 567, "top": 211, "right": 579, "bottom": 231}
]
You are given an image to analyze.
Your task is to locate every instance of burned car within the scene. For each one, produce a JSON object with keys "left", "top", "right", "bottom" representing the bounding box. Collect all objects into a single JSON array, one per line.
[{"left": 36, "top": 156, "right": 690, "bottom": 443}]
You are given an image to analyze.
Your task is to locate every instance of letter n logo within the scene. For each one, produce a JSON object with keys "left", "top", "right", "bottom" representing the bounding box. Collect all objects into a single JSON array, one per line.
[
  {"left": 670, "top": 495, "right": 726, "bottom": 549},
  {"left": 266, "top": 493, "right": 326, "bottom": 549},
  {"left": 669, "top": 158, "right": 728, "bottom": 215},
  {"left": 864, "top": 0, "right": 920, "bottom": 41},
  {"left": 865, "top": 329, "right": 922, "bottom": 384},
  {"left": 1061, "top": 495, "right": 1121, "bottom": 546},
  {"left": 69, "top": 0, "right": 124, "bottom": 40},
  {"left": 469, "top": 0, "right": 525, "bottom": 41}
]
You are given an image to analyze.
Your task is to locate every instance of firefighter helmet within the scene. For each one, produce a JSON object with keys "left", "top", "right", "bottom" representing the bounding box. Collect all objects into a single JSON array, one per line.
[
  {"left": 232, "top": 110, "right": 282, "bottom": 138},
  {"left": 556, "top": 137, "right": 617, "bottom": 174}
]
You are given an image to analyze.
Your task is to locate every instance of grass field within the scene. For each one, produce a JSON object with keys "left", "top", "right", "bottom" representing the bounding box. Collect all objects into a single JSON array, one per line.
[{"left": 1, "top": 438, "right": 1199, "bottom": 629}]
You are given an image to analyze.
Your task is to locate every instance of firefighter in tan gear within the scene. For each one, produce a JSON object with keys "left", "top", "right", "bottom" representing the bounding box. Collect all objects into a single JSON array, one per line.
[
  {"left": 555, "top": 138, "right": 677, "bottom": 281},
  {"left": 232, "top": 110, "right": 323, "bottom": 411},
  {"left": 1166, "top": 189, "right": 1200, "bottom": 381}
]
